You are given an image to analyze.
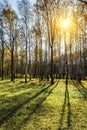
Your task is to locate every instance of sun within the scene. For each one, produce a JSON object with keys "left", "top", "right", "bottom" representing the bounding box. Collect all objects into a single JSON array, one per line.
[{"left": 61, "top": 18, "right": 70, "bottom": 28}]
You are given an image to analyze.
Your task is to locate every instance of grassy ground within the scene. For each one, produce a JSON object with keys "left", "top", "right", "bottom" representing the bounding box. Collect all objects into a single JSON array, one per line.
[{"left": 0, "top": 79, "right": 87, "bottom": 130}]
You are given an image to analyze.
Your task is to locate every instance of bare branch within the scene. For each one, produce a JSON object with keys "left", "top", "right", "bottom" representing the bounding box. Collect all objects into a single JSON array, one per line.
[{"left": 78, "top": 0, "right": 87, "bottom": 4}]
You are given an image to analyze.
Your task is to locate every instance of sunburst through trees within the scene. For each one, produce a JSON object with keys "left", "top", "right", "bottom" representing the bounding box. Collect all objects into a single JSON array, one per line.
[{"left": 0, "top": 0, "right": 87, "bottom": 83}]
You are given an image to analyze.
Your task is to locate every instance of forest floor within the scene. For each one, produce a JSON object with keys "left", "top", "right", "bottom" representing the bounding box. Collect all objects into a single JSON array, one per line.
[{"left": 0, "top": 79, "right": 87, "bottom": 130}]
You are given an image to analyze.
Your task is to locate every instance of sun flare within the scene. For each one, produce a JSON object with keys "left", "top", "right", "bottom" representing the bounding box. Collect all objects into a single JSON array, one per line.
[{"left": 61, "top": 19, "right": 70, "bottom": 28}]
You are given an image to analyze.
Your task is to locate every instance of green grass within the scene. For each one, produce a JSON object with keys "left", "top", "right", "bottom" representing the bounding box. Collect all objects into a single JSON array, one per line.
[{"left": 0, "top": 79, "right": 87, "bottom": 130}]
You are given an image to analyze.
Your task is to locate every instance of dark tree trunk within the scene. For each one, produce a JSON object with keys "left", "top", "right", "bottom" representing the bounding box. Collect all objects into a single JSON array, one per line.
[
  {"left": 11, "top": 50, "right": 14, "bottom": 81},
  {"left": 1, "top": 19, "right": 4, "bottom": 80},
  {"left": 1, "top": 48, "right": 4, "bottom": 80},
  {"left": 50, "top": 45, "right": 54, "bottom": 85},
  {"left": 64, "top": 31, "right": 68, "bottom": 85},
  {"left": 25, "top": 22, "right": 28, "bottom": 83},
  {"left": 29, "top": 38, "right": 31, "bottom": 81}
]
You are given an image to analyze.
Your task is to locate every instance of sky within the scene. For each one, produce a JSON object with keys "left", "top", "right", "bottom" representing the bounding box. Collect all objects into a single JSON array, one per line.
[
  {"left": 0, "top": 0, "right": 36, "bottom": 13},
  {"left": 0, "top": 0, "right": 79, "bottom": 13}
]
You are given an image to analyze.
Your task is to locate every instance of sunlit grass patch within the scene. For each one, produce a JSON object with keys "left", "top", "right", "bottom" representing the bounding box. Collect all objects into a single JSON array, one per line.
[{"left": 0, "top": 79, "right": 87, "bottom": 130}]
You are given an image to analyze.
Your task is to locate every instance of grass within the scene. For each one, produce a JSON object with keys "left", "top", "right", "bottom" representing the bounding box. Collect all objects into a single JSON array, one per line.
[{"left": 0, "top": 79, "right": 87, "bottom": 130}]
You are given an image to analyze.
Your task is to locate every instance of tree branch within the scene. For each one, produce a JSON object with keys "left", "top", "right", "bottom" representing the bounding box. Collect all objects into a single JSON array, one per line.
[{"left": 78, "top": 0, "right": 87, "bottom": 4}]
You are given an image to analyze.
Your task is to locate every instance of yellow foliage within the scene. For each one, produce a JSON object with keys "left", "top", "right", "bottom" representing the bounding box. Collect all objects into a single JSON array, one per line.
[
  {"left": 84, "top": 13, "right": 87, "bottom": 20},
  {"left": 3, "top": 7, "right": 15, "bottom": 21}
]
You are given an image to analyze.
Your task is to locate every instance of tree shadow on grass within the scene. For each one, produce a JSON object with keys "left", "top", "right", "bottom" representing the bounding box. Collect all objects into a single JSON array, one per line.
[
  {"left": 0, "top": 80, "right": 59, "bottom": 129},
  {"left": 16, "top": 80, "right": 59, "bottom": 129},
  {"left": 80, "top": 82, "right": 87, "bottom": 91},
  {"left": 72, "top": 80, "right": 87, "bottom": 99},
  {"left": 0, "top": 80, "right": 49, "bottom": 94},
  {"left": 0, "top": 83, "right": 50, "bottom": 126},
  {"left": 0, "top": 80, "right": 11, "bottom": 85},
  {"left": 58, "top": 81, "right": 71, "bottom": 130}
]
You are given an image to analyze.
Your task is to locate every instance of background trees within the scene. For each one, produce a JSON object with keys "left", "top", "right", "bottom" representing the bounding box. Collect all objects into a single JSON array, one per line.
[
  {"left": 17, "top": 0, "right": 31, "bottom": 83},
  {"left": 0, "top": 14, "right": 4, "bottom": 80},
  {"left": 0, "top": 0, "right": 87, "bottom": 83},
  {"left": 2, "top": 3, "right": 18, "bottom": 81}
]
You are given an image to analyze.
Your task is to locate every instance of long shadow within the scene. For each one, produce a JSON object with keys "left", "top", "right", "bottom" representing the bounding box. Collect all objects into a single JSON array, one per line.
[
  {"left": 72, "top": 80, "right": 87, "bottom": 99},
  {"left": 17, "top": 80, "right": 59, "bottom": 129},
  {"left": 58, "top": 81, "right": 71, "bottom": 130},
  {"left": 0, "top": 80, "right": 37, "bottom": 92},
  {"left": 0, "top": 80, "right": 11, "bottom": 85},
  {"left": 0, "top": 80, "right": 59, "bottom": 127},
  {"left": 80, "top": 82, "right": 87, "bottom": 91},
  {"left": 0, "top": 83, "right": 51, "bottom": 126},
  {"left": 0, "top": 80, "right": 49, "bottom": 93}
]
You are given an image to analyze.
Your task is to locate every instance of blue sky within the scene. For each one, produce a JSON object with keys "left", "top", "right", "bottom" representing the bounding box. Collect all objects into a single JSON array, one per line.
[{"left": 0, "top": 0, "right": 36, "bottom": 13}]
